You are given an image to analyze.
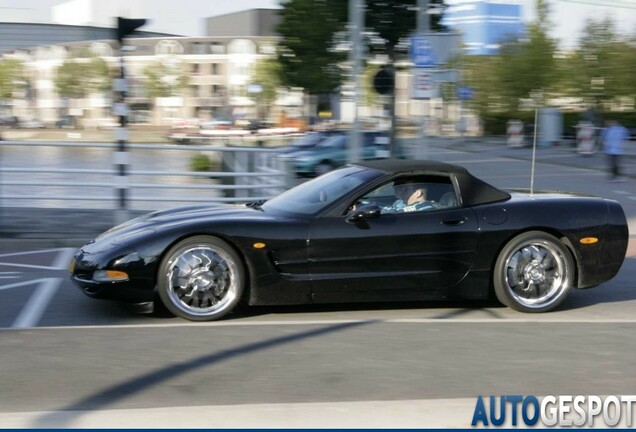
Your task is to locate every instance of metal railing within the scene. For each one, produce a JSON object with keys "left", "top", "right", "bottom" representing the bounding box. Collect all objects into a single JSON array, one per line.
[{"left": 0, "top": 140, "right": 292, "bottom": 211}]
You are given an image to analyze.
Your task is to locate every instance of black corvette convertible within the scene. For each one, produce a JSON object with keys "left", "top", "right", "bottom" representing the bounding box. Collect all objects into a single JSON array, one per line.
[{"left": 70, "top": 159, "right": 628, "bottom": 321}]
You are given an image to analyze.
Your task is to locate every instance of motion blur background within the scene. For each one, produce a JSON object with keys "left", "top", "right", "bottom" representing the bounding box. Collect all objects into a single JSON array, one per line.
[
  {"left": 0, "top": 0, "right": 635, "bottom": 138},
  {"left": 1, "top": 0, "right": 636, "bottom": 213}
]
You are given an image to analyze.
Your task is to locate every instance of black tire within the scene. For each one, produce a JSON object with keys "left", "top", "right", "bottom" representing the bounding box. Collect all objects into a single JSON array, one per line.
[
  {"left": 157, "top": 235, "right": 244, "bottom": 321},
  {"left": 493, "top": 231, "right": 574, "bottom": 313}
]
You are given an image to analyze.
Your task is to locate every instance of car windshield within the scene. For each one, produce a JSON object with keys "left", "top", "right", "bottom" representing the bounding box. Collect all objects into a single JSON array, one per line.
[{"left": 261, "top": 166, "right": 382, "bottom": 215}]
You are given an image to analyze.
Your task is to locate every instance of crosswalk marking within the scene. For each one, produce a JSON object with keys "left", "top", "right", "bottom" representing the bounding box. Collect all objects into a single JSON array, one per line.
[{"left": 0, "top": 248, "right": 75, "bottom": 328}]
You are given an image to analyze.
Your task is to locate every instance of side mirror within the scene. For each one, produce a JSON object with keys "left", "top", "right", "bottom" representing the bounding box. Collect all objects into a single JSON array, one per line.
[{"left": 346, "top": 204, "right": 381, "bottom": 223}]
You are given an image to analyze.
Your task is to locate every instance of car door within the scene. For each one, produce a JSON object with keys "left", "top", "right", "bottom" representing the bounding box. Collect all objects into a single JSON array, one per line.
[{"left": 307, "top": 191, "right": 479, "bottom": 302}]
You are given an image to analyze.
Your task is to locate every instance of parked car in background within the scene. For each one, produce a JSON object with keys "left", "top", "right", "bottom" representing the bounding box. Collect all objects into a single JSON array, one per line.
[
  {"left": 200, "top": 119, "right": 233, "bottom": 130},
  {"left": 281, "top": 130, "right": 390, "bottom": 176},
  {"left": 55, "top": 115, "right": 76, "bottom": 129},
  {"left": 20, "top": 118, "right": 45, "bottom": 129},
  {"left": 280, "top": 130, "right": 341, "bottom": 155},
  {"left": 0, "top": 116, "right": 19, "bottom": 128}
]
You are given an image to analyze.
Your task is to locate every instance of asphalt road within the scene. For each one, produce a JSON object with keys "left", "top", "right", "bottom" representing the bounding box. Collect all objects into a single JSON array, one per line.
[{"left": 1, "top": 144, "right": 635, "bottom": 428}]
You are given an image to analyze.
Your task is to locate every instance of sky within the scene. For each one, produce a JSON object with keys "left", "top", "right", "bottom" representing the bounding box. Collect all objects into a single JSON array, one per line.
[
  {"left": 0, "top": 0, "right": 635, "bottom": 48},
  {"left": 522, "top": 0, "right": 636, "bottom": 48}
]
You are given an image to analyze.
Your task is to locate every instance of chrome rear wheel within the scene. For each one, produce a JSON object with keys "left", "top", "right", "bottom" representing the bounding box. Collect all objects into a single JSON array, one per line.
[{"left": 494, "top": 231, "right": 574, "bottom": 312}]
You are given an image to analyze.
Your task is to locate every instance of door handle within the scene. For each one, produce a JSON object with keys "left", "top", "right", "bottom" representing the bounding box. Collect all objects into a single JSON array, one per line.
[{"left": 442, "top": 217, "right": 467, "bottom": 226}]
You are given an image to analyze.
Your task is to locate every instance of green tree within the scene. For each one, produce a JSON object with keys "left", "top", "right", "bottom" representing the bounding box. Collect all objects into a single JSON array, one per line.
[
  {"left": 277, "top": 0, "right": 445, "bottom": 94},
  {"left": 565, "top": 18, "right": 636, "bottom": 110},
  {"left": 251, "top": 59, "right": 282, "bottom": 105},
  {"left": 494, "top": 0, "right": 557, "bottom": 113},
  {"left": 459, "top": 0, "right": 558, "bottom": 124},
  {"left": 142, "top": 60, "right": 189, "bottom": 98},
  {"left": 276, "top": 0, "right": 347, "bottom": 94},
  {"left": 55, "top": 54, "right": 110, "bottom": 99},
  {"left": 251, "top": 59, "right": 283, "bottom": 119},
  {"left": 0, "top": 59, "right": 26, "bottom": 101}
]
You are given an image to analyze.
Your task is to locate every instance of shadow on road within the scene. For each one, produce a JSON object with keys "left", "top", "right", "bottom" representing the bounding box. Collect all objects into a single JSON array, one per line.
[{"left": 32, "top": 320, "right": 375, "bottom": 428}]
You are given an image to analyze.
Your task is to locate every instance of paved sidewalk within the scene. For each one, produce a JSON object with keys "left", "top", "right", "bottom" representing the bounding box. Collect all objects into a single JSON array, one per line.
[
  {"left": 1, "top": 136, "right": 635, "bottom": 250},
  {"left": 427, "top": 136, "right": 636, "bottom": 178}
]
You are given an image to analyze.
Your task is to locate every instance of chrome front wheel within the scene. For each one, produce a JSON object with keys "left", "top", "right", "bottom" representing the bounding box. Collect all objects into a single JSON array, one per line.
[
  {"left": 158, "top": 236, "right": 244, "bottom": 321},
  {"left": 494, "top": 231, "right": 574, "bottom": 312}
]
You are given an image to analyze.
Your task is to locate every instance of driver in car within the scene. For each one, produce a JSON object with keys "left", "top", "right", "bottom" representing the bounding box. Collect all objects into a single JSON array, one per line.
[{"left": 383, "top": 179, "right": 440, "bottom": 213}]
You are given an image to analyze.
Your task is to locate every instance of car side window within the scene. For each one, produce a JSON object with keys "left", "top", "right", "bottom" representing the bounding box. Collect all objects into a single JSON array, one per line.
[{"left": 349, "top": 175, "right": 458, "bottom": 215}]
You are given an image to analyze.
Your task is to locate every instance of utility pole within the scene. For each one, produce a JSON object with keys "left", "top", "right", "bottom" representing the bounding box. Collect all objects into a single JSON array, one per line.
[
  {"left": 418, "top": 0, "right": 430, "bottom": 33},
  {"left": 417, "top": 0, "right": 430, "bottom": 160},
  {"left": 114, "top": 17, "right": 146, "bottom": 224},
  {"left": 347, "top": 0, "right": 364, "bottom": 164}
]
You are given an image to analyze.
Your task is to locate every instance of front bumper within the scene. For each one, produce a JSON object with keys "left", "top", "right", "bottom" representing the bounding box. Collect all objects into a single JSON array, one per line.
[{"left": 70, "top": 248, "right": 157, "bottom": 303}]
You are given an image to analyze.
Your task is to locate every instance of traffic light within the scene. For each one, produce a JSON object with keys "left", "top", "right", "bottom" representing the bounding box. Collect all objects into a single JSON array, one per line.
[
  {"left": 116, "top": 17, "right": 147, "bottom": 43},
  {"left": 373, "top": 66, "right": 394, "bottom": 95}
]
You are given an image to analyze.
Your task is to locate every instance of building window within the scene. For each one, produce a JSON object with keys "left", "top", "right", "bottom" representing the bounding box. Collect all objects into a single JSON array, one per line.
[
  {"left": 155, "top": 40, "right": 184, "bottom": 55},
  {"left": 228, "top": 39, "right": 256, "bottom": 55},
  {"left": 191, "top": 63, "right": 200, "bottom": 74},
  {"left": 191, "top": 42, "right": 208, "bottom": 55},
  {"left": 90, "top": 42, "right": 112, "bottom": 58},
  {"left": 211, "top": 63, "right": 218, "bottom": 75},
  {"left": 210, "top": 42, "right": 224, "bottom": 54}
]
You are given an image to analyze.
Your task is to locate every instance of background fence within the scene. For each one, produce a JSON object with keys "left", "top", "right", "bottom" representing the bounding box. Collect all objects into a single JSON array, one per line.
[{"left": 0, "top": 141, "right": 293, "bottom": 212}]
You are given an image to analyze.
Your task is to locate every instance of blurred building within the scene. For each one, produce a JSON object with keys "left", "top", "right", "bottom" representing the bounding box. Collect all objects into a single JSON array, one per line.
[
  {"left": 4, "top": 35, "right": 279, "bottom": 126},
  {"left": 0, "top": 4, "right": 292, "bottom": 127},
  {"left": 0, "top": 22, "right": 171, "bottom": 53},
  {"left": 206, "top": 9, "right": 281, "bottom": 37},
  {"left": 442, "top": 0, "right": 525, "bottom": 55}
]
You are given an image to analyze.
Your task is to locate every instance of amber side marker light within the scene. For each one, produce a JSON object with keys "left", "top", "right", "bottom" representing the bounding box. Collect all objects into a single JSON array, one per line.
[
  {"left": 93, "top": 270, "right": 129, "bottom": 282},
  {"left": 253, "top": 242, "right": 267, "bottom": 249},
  {"left": 580, "top": 237, "right": 599, "bottom": 245}
]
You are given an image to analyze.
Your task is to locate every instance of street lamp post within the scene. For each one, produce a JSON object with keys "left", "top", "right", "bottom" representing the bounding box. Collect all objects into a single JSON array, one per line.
[{"left": 347, "top": 0, "right": 364, "bottom": 164}]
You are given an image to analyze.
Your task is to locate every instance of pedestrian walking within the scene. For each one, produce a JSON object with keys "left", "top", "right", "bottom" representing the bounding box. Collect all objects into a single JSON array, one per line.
[{"left": 601, "top": 119, "right": 630, "bottom": 182}]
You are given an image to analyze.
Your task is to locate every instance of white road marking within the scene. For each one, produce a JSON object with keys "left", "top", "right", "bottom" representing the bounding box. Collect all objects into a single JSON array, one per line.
[
  {"left": 5, "top": 316, "right": 636, "bottom": 332},
  {"left": 0, "top": 248, "right": 71, "bottom": 259},
  {"left": 613, "top": 190, "right": 631, "bottom": 195},
  {"left": 0, "top": 399, "right": 478, "bottom": 428},
  {"left": 448, "top": 158, "right": 521, "bottom": 164},
  {"left": 9, "top": 248, "right": 75, "bottom": 329},
  {"left": 0, "top": 262, "right": 63, "bottom": 271},
  {"left": 2, "top": 397, "right": 636, "bottom": 428},
  {"left": 12, "top": 278, "right": 63, "bottom": 328},
  {"left": 0, "top": 278, "right": 46, "bottom": 292}
]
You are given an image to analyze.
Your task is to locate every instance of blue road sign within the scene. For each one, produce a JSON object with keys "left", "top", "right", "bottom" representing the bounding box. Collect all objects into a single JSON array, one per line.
[
  {"left": 410, "top": 36, "right": 436, "bottom": 68},
  {"left": 457, "top": 85, "right": 474, "bottom": 100}
]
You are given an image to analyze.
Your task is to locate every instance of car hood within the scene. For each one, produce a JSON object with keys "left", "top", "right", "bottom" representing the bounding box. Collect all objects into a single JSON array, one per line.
[{"left": 92, "top": 204, "right": 270, "bottom": 246}]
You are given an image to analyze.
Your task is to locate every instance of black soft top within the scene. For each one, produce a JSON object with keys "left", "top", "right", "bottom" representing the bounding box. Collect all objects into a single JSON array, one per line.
[{"left": 353, "top": 159, "right": 511, "bottom": 206}]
